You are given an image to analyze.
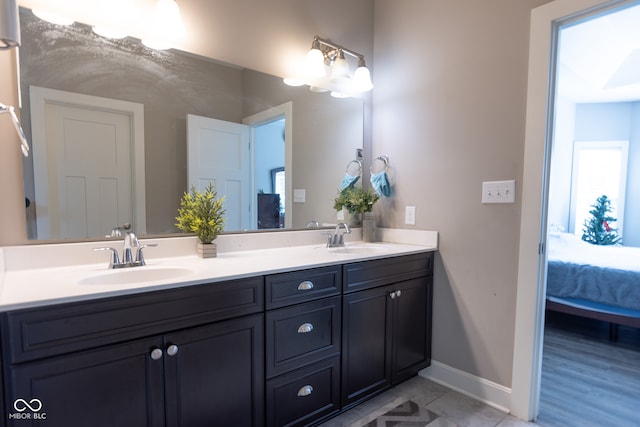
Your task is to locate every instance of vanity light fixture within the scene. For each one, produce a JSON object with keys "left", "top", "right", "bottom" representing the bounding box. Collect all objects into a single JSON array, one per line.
[
  {"left": 285, "top": 35, "right": 373, "bottom": 98},
  {"left": 141, "top": 0, "right": 186, "bottom": 50},
  {"left": 0, "top": 0, "right": 29, "bottom": 156},
  {"left": 0, "top": 0, "right": 20, "bottom": 48}
]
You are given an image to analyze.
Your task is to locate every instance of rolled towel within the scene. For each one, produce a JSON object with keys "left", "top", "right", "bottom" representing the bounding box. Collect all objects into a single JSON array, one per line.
[
  {"left": 370, "top": 171, "right": 391, "bottom": 197},
  {"left": 340, "top": 174, "right": 360, "bottom": 191}
]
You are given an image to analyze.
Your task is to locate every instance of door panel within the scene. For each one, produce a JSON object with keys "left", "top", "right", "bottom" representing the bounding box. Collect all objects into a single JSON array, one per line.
[
  {"left": 163, "top": 314, "right": 265, "bottom": 427},
  {"left": 187, "top": 114, "right": 251, "bottom": 231},
  {"left": 7, "top": 337, "right": 165, "bottom": 427}
]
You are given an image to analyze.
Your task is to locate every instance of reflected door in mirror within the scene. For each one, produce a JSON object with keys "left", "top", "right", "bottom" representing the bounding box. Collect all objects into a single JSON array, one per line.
[
  {"left": 30, "top": 87, "right": 146, "bottom": 240},
  {"left": 187, "top": 115, "right": 251, "bottom": 231}
]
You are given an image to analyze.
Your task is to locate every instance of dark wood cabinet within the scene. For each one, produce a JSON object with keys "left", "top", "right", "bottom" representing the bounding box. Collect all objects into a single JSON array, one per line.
[
  {"left": 1, "top": 278, "right": 265, "bottom": 427},
  {"left": 341, "top": 253, "right": 433, "bottom": 409},
  {"left": 1, "top": 251, "right": 434, "bottom": 427}
]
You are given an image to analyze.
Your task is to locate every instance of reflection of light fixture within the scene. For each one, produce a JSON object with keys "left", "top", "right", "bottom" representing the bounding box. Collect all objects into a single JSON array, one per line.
[
  {"left": 142, "top": 0, "right": 186, "bottom": 50},
  {"left": 330, "top": 49, "right": 350, "bottom": 85},
  {"left": 1, "top": 103, "right": 30, "bottom": 157},
  {"left": 0, "top": 0, "right": 20, "bottom": 48},
  {"left": 32, "top": 9, "right": 74, "bottom": 26},
  {"left": 353, "top": 58, "right": 374, "bottom": 92},
  {"left": 284, "top": 35, "right": 373, "bottom": 98},
  {"left": 93, "top": 0, "right": 131, "bottom": 40}
]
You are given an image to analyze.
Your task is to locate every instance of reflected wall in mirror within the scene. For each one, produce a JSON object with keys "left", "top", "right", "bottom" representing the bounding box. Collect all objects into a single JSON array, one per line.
[{"left": 19, "top": 8, "right": 364, "bottom": 241}]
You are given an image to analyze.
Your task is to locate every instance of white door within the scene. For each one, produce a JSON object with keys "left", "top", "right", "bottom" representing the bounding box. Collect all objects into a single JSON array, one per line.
[
  {"left": 187, "top": 114, "right": 251, "bottom": 231},
  {"left": 30, "top": 87, "right": 145, "bottom": 240}
]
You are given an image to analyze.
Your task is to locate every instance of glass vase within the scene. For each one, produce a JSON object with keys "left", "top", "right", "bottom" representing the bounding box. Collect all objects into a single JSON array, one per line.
[{"left": 362, "top": 212, "right": 376, "bottom": 242}]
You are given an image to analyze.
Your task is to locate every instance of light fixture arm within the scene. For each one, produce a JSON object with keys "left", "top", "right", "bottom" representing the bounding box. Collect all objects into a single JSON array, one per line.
[
  {"left": 1, "top": 103, "right": 30, "bottom": 157},
  {"left": 312, "top": 35, "right": 366, "bottom": 64}
]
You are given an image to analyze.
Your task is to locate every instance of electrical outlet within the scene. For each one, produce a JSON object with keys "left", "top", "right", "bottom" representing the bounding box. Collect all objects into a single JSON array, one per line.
[
  {"left": 482, "top": 180, "right": 516, "bottom": 204},
  {"left": 405, "top": 206, "right": 416, "bottom": 225}
]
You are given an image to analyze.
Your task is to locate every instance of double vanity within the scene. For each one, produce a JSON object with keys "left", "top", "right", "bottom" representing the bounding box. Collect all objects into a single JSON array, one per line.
[{"left": 0, "top": 228, "right": 437, "bottom": 427}]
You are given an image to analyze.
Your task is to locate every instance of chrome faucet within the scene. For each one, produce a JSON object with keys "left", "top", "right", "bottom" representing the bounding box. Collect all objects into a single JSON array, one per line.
[
  {"left": 327, "top": 223, "right": 351, "bottom": 248},
  {"left": 95, "top": 225, "right": 156, "bottom": 269}
]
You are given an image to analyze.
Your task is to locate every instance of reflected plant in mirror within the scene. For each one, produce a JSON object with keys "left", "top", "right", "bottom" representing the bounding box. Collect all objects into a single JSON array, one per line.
[{"left": 18, "top": 7, "right": 364, "bottom": 242}]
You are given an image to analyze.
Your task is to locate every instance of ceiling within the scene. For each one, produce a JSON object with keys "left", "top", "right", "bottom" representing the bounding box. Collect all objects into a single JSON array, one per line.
[{"left": 558, "top": 3, "right": 640, "bottom": 103}]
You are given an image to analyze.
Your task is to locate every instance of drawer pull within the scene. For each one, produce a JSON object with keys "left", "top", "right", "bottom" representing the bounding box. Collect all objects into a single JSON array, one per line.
[
  {"left": 297, "top": 281, "right": 314, "bottom": 291},
  {"left": 297, "top": 323, "right": 314, "bottom": 333},
  {"left": 166, "top": 344, "right": 179, "bottom": 356},
  {"left": 150, "top": 348, "right": 163, "bottom": 360},
  {"left": 297, "top": 385, "right": 313, "bottom": 397}
]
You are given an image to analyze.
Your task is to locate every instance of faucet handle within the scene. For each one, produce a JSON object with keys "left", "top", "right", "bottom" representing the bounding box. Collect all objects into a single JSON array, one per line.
[
  {"left": 94, "top": 247, "right": 121, "bottom": 269},
  {"left": 135, "top": 243, "right": 158, "bottom": 266}
]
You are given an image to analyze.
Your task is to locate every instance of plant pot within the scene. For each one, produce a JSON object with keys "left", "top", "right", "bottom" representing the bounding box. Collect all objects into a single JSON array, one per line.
[
  {"left": 348, "top": 212, "right": 362, "bottom": 227},
  {"left": 197, "top": 242, "right": 217, "bottom": 258}
]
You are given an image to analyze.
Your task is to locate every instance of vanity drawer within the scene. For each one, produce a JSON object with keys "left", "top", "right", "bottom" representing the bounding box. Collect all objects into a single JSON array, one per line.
[
  {"left": 343, "top": 252, "right": 433, "bottom": 293},
  {"left": 266, "top": 356, "right": 340, "bottom": 427},
  {"left": 266, "top": 296, "right": 341, "bottom": 378},
  {"left": 1, "top": 277, "right": 264, "bottom": 364},
  {"left": 265, "top": 265, "right": 341, "bottom": 309}
]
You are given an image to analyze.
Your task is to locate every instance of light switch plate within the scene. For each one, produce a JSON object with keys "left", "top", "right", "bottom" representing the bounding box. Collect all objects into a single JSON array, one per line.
[
  {"left": 293, "top": 189, "right": 306, "bottom": 203},
  {"left": 482, "top": 180, "right": 516, "bottom": 204}
]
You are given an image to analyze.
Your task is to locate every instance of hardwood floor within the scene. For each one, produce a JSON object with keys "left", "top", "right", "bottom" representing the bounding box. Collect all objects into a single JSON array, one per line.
[{"left": 537, "top": 311, "right": 640, "bottom": 427}]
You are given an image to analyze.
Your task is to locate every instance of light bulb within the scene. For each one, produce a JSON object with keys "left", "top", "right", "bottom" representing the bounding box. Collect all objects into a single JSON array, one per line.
[
  {"left": 304, "top": 47, "right": 326, "bottom": 78},
  {"left": 32, "top": 9, "right": 74, "bottom": 26},
  {"left": 142, "top": 0, "right": 186, "bottom": 50},
  {"left": 353, "top": 65, "right": 374, "bottom": 92},
  {"left": 330, "top": 50, "right": 350, "bottom": 85}
]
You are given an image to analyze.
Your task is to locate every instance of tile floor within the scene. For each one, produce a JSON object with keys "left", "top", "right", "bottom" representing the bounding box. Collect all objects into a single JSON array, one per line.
[{"left": 317, "top": 375, "right": 539, "bottom": 427}]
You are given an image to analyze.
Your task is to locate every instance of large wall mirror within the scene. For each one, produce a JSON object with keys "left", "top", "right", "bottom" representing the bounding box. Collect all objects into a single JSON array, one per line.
[{"left": 19, "top": 8, "right": 364, "bottom": 242}]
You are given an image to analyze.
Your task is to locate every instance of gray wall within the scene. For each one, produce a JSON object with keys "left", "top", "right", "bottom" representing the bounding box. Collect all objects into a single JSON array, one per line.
[{"left": 373, "top": 0, "right": 552, "bottom": 387}]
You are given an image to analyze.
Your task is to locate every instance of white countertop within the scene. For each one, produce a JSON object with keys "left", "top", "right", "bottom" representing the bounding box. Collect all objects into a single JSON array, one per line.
[{"left": 0, "top": 228, "right": 437, "bottom": 311}]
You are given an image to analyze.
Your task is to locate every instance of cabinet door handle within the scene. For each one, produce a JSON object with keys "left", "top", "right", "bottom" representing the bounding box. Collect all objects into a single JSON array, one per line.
[
  {"left": 297, "top": 323, "right": 314, "bottom": 333},
  {"left": 297, "top": 280, "right": 314, "bottom": 291},
  {"left": 297, "top": 385, "right": 313, "bottom": 397},
  {"left": 396, "top": 290, "right": 402, "bottom": 298},
  {"left": 390, "top": 291, "right": 396, "bottom": 299},
  {"left": 166, "top": 344, "right": 179, "bottom": 356},
  {"left": 150, "top": 347, "right": 163, "bottom": 360}
]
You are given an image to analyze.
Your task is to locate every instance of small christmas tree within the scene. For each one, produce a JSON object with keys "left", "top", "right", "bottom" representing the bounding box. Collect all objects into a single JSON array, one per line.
[{"left": 581, "top": 195, "right": 621, "bottom": 245}]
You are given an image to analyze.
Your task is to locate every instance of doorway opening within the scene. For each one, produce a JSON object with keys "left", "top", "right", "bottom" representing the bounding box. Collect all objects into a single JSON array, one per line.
[
  {"left": 540, "top": 2, "right": 640, "bottom": 424},
  {"left": 512, "top": 0, "right": 640, "bottom": 422}
]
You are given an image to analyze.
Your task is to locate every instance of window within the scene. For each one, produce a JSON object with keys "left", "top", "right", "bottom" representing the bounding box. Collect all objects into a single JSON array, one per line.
[{"left": 570, "top": 141, "right": 628, "bottom": 237}]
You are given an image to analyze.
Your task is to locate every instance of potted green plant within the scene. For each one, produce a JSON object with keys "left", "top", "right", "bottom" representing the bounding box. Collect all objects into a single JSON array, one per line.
[
  {"left": 176, "top": 183, "right": 226, "bottom": 257},
  {"left": 334, "top": 187, "right": 379, "bottom": 228}
]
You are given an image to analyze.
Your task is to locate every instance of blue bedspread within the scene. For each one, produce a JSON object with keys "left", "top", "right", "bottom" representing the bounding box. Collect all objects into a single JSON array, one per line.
[
  {"left": 546, "top": 232, "right": 640, "bottom": 310},
  {"left": 547, "top": 261, "right": 640, "bottom": 310}
]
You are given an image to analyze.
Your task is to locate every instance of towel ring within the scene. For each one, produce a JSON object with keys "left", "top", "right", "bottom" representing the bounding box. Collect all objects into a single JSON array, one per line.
[
  {"left": 370, "top": 156, "right": 389, "bottom": 174},
  {"left": 345, "top": 159, "right": 362, "bottom": 177}
]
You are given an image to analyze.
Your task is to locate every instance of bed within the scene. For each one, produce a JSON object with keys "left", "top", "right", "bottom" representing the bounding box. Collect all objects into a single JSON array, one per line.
[{"left": 546, "top": 232, "right": 640, "bottom": 334}]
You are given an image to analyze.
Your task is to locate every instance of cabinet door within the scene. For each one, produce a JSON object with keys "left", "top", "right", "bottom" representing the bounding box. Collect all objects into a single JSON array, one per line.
[
  {"left": 341, "top": 285, "right": 392, "bottom": 407},
  {"left": 163, "top": 314, "right": 265, "bottom": 427},
  {"left": 6, "top": 337, "right": 165, "bottom": 427},
  {"left": 391, "top": 277, "right": 432, "bottom": 383}
]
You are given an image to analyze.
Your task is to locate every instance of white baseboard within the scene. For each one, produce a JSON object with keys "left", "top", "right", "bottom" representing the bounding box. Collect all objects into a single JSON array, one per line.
[{"left": 419, "top": 361, "right": 512, "bottom": 413}]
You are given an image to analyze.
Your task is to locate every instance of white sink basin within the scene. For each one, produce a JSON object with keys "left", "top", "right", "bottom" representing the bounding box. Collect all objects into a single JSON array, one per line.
[
  {"left": 327, "top": 243, "right": 394, "bottom": 255},
  {"left": 79, "top": 266, "right": 194, "bottom": 285}
]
